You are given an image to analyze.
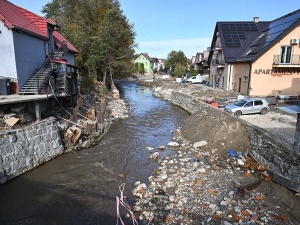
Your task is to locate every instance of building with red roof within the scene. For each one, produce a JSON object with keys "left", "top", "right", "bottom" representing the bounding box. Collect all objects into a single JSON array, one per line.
[{"left": 0, "top": 0, "right": 78, "bottom": 95}]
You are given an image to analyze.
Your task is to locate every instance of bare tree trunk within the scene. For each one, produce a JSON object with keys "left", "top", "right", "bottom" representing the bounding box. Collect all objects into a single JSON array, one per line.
[
  {"left": 109, "top": 62, "right": 113, "bottom": 86},
  {"left": 103, "top": 70, "right": 107, "bottom": 86}
]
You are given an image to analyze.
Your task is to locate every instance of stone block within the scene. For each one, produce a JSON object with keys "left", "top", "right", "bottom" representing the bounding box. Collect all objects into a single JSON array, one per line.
[
  {"left": 10, "top": 161, "right": 19, "bottom": 171},
  {"left": 26, "top": 130, "right": 33, "bottom": 139},
  {"left": 21, "top": 149, "right": 29, "bottom": 158},
  {"left": 38, "top": 129, "right": 43, "bottom": 135},
  {"left": 52, "top": 140, "right": 58, "bottom": 149},
  {"left": 28, "top": 138, "right": 35, "bottom": 147},
  {"left": 51, "top": 125, "right": 57, "bottom": 132},
  {"left": 9, "top": 134, "right": 17, "bottom": 143},
  {"left": 14, "top": 143, "right": 23, "bottom": 152},
  {"left": 34, "top": 136, "right": 41, "bottom": 145},
  {"left": 20, "top": 140, "right": 29, "bottom": 149},
  {"left": 44, "top": 152, "right": 49, "bottom": 160},
  {"left": 51, "top": 131, "right": 58, "bottom": 140},
  {"left": 44, "top": 134, "right": 50, "bottom": 142},
  {"left": 40, "top": 143, "right": 46, "bottom": 153},
  {"left": 0, "top": 158, "right": 5, "bottom": 180},
  {"left": 0, "top": 145, "right": 7, "bottom": 155},
  {"left": 38, "top": 155, "right": 45, "bottom": 164},
  {"left": 19, "top": 158, "right": 26, "bottom": 169},
  {"left": 7, "top": 143, "right": 15, "bottom": 153},
  {"left": 2, "top": 134, "right": 10, "bottom": 145},
  {"left": 26, "top": 158, "right": 33, "bottom": 168},
  {"left": 44, "top": 142, "right": 50, "bottom": 152},
  {"left": 17, "top": 132, "right": 26, "bottom": 141}
]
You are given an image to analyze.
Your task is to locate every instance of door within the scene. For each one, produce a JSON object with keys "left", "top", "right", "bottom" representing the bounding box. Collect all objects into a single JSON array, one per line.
[
  {"left": 243, "top": 100, "right": 255, "bottom": 114},
  {"left": 253, "top": 100, "right": 264, "bottom": 113},
  {"left": 222, "top": 77, "right": 224, "bottom": 89},
  {"left": 238, "top": 78, "right": 241, "bottom": 92}
]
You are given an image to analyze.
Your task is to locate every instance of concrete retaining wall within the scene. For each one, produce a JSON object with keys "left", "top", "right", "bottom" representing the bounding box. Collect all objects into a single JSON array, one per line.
[
  {"left": 0, "top": 117, "right": 64, "bottom": 184},
  {"left": 169, "top": 91, "right": 300, "bottom": 192}
]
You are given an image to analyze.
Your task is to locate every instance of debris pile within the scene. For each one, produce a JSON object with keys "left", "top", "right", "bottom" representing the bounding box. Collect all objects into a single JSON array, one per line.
[
  {"left": 130, "top": 130, "right": 298, "bottom": 225},
  {"left": 62, "top": 91, "right": 129, "bottom": 151}
]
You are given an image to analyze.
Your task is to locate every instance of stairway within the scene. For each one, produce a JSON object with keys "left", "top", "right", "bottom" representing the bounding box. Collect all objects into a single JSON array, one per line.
[
  {"left": 19, "top": 48, "right": 66, "bottom": 95},
  {"left": 18, "top": 59, "right": 53, "bottom": 94}
]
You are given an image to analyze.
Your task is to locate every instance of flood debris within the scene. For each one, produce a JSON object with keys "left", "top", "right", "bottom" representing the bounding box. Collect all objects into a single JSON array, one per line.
[
  {"left": 129, "top": 130, "right": 297, "bottom": 225},
  {"left": 4, "top": 117, "right": 19, "bottom": 128}
]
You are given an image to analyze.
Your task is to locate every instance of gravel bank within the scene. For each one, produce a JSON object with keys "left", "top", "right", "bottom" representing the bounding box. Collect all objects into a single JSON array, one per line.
[
  {"left": 130, "top": 131, "right": 299, "bottom": 225},
  {"left": 129, "top": 79, "right": 300, "bottom": 225}
]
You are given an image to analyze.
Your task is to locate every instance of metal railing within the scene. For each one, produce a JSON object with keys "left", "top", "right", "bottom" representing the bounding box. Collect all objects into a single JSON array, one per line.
[
  {"left": 212, "top": 58, "right": 225, "bottom": 66},
  {"left": 273, "top": 54, "right": 300, "bottom": 65}
]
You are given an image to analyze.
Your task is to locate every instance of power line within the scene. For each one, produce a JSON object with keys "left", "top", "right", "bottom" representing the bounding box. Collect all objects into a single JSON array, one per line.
[{"left": 22, "top": 0, "right": 73, "bottom": 28}]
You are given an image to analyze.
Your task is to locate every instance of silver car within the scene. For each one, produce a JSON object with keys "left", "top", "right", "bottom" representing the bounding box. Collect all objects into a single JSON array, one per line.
[{"left": 224, "top": 98, "right": 270, "bottom": 116}]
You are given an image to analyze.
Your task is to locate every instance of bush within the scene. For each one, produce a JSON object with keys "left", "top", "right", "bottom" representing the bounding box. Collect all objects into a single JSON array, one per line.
[
  {"left": 139, "top": 63, "right": 145, "bottom": 74},
  {"left": 134, "top": 63, "right": 139, "bottom": 73}
]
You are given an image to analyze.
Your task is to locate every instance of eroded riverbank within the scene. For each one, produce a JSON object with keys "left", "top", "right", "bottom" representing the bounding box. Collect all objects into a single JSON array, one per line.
[{"left": 128, "top": 79, "right": 300, "bottom": 225}]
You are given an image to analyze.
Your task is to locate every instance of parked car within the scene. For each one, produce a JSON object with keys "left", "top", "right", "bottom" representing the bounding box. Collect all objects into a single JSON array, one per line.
[
  {"left": 187, "top": 75, "right": 207, "bottom": 84},
  {"left": 156, "top": 74, "right": 171, "bottom": 80},
  {"left": 224, "top": 98, "right": 270, "bottom": 116}
]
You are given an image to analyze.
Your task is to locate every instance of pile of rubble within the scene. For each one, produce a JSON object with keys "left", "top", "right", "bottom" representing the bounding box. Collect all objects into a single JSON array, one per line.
[
  {"left": 108, "top": 99, "right": 129, "bottom": 121},
  {"left": 62, "top": 86, "right": 129, "bottom": 151},
  {"left": 130, "top": 130, "right": 298, "bottom": 225}
]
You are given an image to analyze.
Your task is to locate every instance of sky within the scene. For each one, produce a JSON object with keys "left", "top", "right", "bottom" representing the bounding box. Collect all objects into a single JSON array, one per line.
[{"left": 9, "top": 0, "right": 300, "bottom": 59}]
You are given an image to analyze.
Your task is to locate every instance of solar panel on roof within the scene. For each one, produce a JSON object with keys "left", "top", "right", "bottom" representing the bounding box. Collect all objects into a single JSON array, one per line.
[
  {"left": 269, "top": 10, "right": 300, "bottom": 29},
  {"left": 249, "top": 10, "right": 300, "bottom": 57}
]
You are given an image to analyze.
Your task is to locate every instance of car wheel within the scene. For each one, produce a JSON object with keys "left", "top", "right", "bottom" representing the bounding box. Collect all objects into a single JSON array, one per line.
[
  {"left": 189, "top": 82, "right": 192, "bottom": 85},
  {"left": 260, "top": 108, "right": 268, "bottom": 115},
  {"left": 234, "top": 110, "right": 242, "bottom": 116}
]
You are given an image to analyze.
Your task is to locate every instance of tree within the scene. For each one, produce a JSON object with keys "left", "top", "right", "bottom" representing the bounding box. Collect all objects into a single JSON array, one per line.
[
  {"left": 173, "top": 63, "right": 186, "bottom": 78},
  {"left": 134, "top": 63, "right": 139, "bottom": 73},
  {"left": 139, "top": 63, "right": 144, "bottom": 74},
  {"left": 42, "top": 0, "right": 136, "bottom": 85},
  {"left": 164, "top": 50, "right": 188, "bottom": 75},
  {"left": 189, "top": 68, "right": 199, "bottom": 77}
]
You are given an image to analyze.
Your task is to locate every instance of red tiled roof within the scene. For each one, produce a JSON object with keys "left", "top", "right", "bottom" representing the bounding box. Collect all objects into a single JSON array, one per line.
[
  {"left": 53, "top": 31, "right": 79, "bottom": 53},
  {"left": 0, "top": 0, "right": 48, "bottom": 38}
]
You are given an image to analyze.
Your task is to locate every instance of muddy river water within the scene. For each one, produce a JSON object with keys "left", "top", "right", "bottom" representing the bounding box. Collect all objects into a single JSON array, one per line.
[{"left": 0, "top": 82, "right": 189, "bottom": 225}]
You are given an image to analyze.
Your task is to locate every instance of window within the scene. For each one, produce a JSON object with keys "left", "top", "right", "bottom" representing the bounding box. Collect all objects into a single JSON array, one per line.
[
  {"left": 246, "top": 101, "right": 253, "bottom": 107},
  {"left": 254, "top": 100, "right": 263, "bottom": 106},
  {"left": 280, "top": 46, "right": 292, "bottom": 63}
]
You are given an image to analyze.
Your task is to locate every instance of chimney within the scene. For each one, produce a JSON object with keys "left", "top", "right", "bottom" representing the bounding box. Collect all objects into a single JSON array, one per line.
[{"left": 253, "top": 17, "right": 259, "bottom": 23}]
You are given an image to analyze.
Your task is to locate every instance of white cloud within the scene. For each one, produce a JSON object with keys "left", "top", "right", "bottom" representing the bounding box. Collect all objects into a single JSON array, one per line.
[{"left": 135, "top": 38, "right": 212, "bottom": 59}]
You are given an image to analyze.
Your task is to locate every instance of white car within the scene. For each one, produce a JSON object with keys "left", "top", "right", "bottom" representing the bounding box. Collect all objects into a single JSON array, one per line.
[
  {"left": 186, "top": 75, "right": 207, "bottom": 84},
  {"left": 224, "top": 98, "right": 270, "bottom": 116}
]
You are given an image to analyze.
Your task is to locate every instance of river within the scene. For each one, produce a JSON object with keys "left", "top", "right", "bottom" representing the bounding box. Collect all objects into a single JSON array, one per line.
[{"left": 0, "top": 81, "right": 189, "bottom": 225}]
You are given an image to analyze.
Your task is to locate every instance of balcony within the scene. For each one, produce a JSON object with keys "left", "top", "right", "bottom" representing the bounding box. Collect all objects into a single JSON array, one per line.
[
  {"left": 213, "top": 42, "right": 222, "bottom": 51},
  {"left": 273, "top": 54, "right": 300, "bottom": 67},
  {"left": 212, "top": 58, "right": 225, "bottom": 68}
]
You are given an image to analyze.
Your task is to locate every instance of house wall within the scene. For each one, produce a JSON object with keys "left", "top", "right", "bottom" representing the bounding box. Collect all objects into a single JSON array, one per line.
[
  {"left": 249, "top": 26, "right": 300, "bottom": 96},
  {"left": 233, "top": 63, "right": 251, "bottom": 95},
  {"left": 219, "top": 65, "right": 229, "bottom": 90},
  {"left": 134, "top": 54, "right": 153, "bottom": 73},
  {"left": 209, "top": 36, "right": 225, "bottom": 87},
  {"left": 65, "top": 53, "right": 75, "bottom": 65},
  {"left": 0, "top": 22, "right": 18, "bottom": 79},
  {"left": 13, "top": 31, "right": 47, "bottom": 88}
]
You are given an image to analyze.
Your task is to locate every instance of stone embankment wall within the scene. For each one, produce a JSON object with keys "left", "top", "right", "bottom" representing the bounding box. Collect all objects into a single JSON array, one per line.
[
  {"left": 0, "top": 117, "right": 64, "bottom": 184},
  {"left": 154, "top": 89, "right": 300, "bottom": 192},
  {"left": 0, "top": 93, "right": 128, "bottom": 184}
]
